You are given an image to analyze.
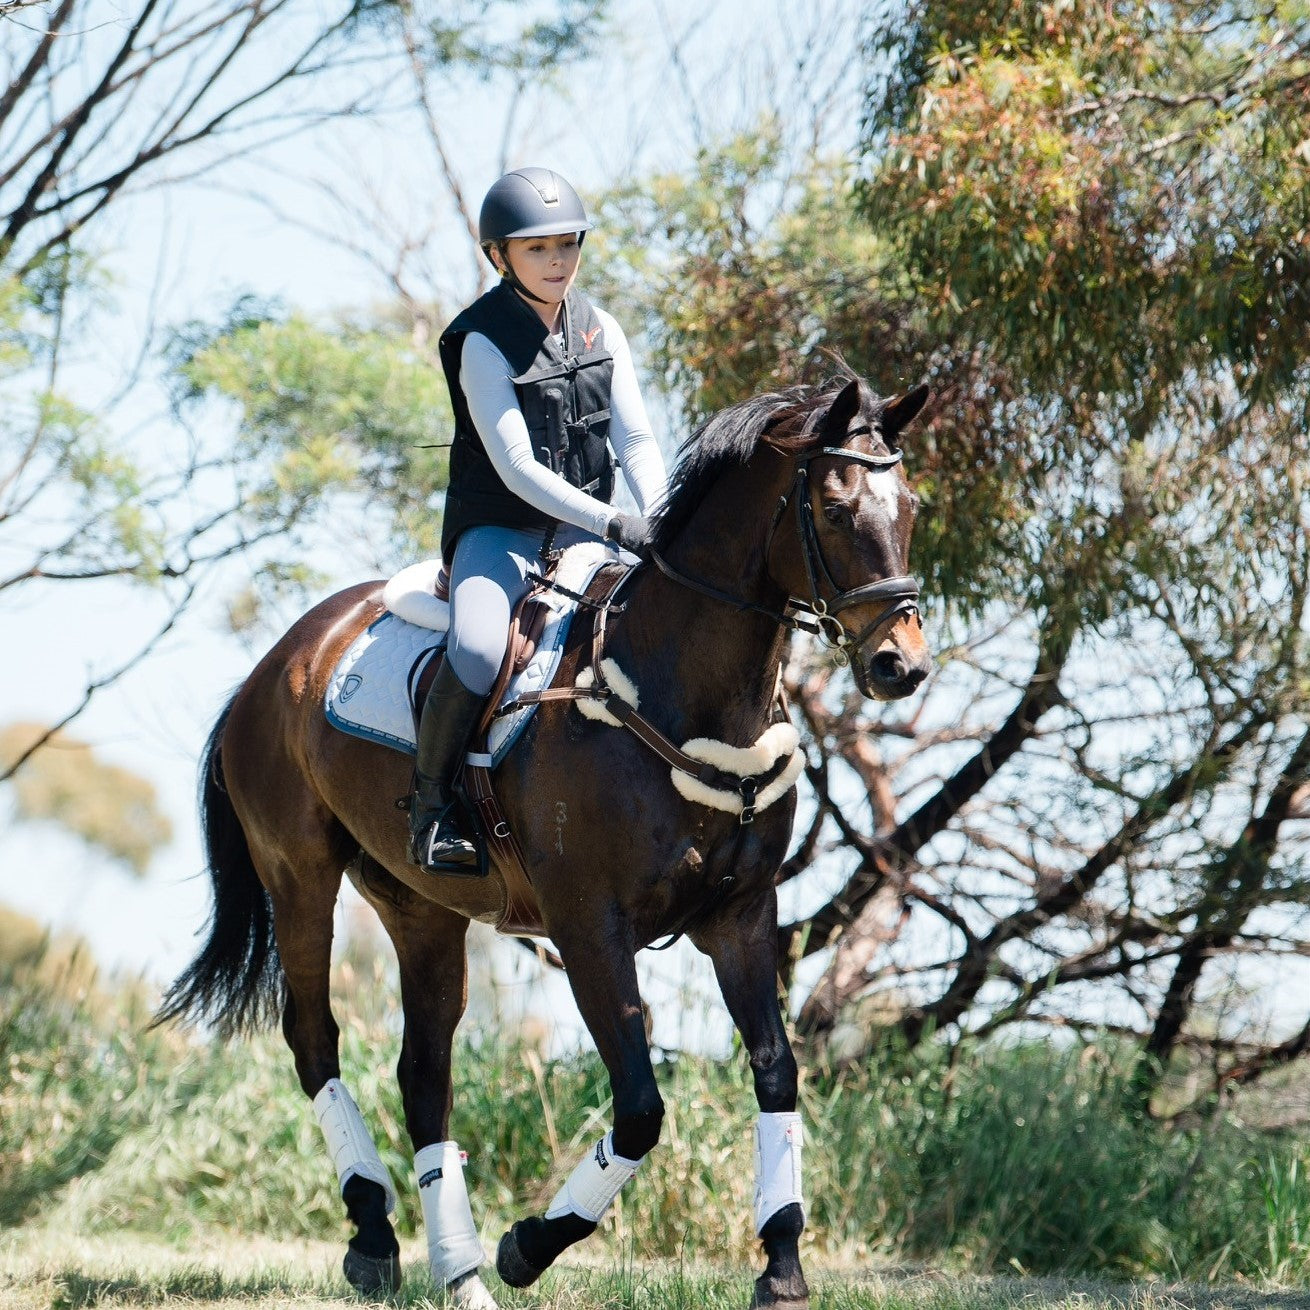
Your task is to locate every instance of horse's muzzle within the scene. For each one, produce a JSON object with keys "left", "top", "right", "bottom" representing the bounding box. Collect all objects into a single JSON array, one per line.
[
  {"left": 859, "top": 640, "right": 932, "bottom": 701},
  {"left": 869, "top": 644, "right": 932, "bottom": 696}
]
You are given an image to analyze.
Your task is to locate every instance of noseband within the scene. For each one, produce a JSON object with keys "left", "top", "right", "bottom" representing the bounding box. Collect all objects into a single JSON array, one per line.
[{"left": 649, "top": 427, "right": 921, "bottom": 691}]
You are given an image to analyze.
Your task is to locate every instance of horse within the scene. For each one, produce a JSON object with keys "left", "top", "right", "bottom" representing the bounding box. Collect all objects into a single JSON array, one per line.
[{"left": 156, "top": 373, "right": 932, "bottom": 1309}]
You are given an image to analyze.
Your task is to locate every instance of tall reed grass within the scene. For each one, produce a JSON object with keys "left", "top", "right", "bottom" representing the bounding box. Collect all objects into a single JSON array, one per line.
[{"left": 4, "top": 957, "right": 1308, "bottom": 1286}]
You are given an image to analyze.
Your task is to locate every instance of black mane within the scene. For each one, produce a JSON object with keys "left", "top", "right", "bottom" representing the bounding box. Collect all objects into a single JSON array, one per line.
[{"left": 650, "top": 375, "right": 866, "bottom": 553}]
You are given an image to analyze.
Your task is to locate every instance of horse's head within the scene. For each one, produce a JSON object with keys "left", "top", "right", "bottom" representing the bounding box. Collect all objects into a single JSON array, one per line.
[{"left": 766, "top": 377, "right": 932, "bottom": 701}]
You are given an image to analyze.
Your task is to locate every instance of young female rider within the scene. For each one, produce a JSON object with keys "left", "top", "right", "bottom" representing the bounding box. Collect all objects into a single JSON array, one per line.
[{"left": 409, "top": 166, "right": 669, "bottom": 876}]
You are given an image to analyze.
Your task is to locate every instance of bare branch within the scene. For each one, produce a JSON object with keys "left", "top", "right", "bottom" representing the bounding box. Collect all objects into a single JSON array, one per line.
[{"left": 0, "top": 577, "right": 197, "bottom": 782}]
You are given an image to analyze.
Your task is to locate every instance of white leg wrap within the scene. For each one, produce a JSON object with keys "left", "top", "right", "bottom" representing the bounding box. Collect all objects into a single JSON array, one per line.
[
  {"left": 416, "top": 1141, "right": 486, "bottom": 1285},
  {"left": 313, "top": 1078, "right": 396, "bottom": 1214},
  {"left": 544, "top": 1131, "right": 642, "bottom": 1224},
  {"left": 754, "top": 1111, "right": 804, "bottom": 1234}
]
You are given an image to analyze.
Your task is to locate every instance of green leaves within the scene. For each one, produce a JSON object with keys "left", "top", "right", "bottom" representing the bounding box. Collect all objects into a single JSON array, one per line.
[
  {"left": 175, "top": 310, "right": 451, "bottom": 555},
  {"left": 592, "top": 132, "right": 1044, "bottom": 611},
  {"left": 863, "top": 1, "right": 1310, "bottom": 399},
  {"left": 418, "top": 0, "right": 608, "bottom": 76}
]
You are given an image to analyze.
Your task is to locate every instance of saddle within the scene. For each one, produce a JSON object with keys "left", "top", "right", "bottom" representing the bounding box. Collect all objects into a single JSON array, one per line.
[
  {"left": 408, "top": 556, "right": 630, "bottom": 937},
  {"left": 345, "top": 543, "right": 802, "bottom": 939}
]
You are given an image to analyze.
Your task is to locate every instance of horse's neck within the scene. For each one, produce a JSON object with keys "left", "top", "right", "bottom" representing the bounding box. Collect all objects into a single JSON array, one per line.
[{"left": 617, "top": 452, "right": 793, "bottom": 744}]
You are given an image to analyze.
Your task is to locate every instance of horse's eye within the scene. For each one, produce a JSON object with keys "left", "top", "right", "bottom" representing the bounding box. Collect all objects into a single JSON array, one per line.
[{"left": 824, "top": 503, "right": 850, "bottom": 529}]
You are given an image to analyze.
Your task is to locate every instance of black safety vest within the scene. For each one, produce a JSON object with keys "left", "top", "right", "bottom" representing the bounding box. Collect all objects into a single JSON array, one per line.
[{"left": 438, "top": 282, "right": 615, "bottom": 555}]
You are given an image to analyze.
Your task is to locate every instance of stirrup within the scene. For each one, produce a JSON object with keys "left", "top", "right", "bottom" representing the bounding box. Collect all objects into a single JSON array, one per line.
[{"left": 412, "top": 814, "right": 483, "bottom": 879}]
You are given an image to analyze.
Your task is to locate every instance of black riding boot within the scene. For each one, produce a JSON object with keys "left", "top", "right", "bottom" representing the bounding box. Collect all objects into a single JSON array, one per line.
[{"left": 408, "top": 660, "right": 484, "bottom": 876}]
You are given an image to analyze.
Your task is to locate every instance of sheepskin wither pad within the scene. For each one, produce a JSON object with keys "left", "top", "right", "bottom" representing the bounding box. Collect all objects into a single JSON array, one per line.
[{"left": 576, "top": 659, "right": 804, "bottom": 817}]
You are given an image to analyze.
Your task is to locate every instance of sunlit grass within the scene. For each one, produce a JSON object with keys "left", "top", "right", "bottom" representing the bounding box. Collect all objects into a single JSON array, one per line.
[
  {"left": 4, "top": 954, "right": 1310, "bottom": 1298},
  {"left": 3, "top": 1233, "right": 1307, "bottom": 1310}
]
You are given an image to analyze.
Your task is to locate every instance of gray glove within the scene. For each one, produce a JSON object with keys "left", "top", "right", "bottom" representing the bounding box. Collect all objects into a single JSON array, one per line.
[{"left": 605, "top": 513, "right": 652, "bottom": 557}]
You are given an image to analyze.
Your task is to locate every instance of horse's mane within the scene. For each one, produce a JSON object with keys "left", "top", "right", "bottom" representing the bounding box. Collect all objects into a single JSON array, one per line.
[{"left": 650, "top": 373, "right": 870, "bottom": 553}]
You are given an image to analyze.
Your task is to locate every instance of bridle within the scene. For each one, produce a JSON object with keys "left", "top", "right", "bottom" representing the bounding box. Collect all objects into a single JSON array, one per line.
[{"left": 649, "top": 423, "right": 921, "bottom": 694}]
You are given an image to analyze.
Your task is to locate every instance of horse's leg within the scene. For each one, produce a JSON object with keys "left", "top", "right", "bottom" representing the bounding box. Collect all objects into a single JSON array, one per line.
[
  {"left": 261, "top": 855, "right": 401, "bottom": 1295},
  {"left": 363, "top": 881, "right": 496, "bottom": 1309},
  {"left": 694, "top": 890, "right": 809, "bottom": 1310},
  {"left": 496, "top": 918, "right": 662, "bottom": 1288}
]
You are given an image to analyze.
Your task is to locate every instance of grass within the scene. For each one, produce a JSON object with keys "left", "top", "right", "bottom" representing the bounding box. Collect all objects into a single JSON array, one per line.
[
  {"left": 3, "top": 1233, "right": 1309, "bottom": 1310},
  {"left": 4, "top": 952, "right": 1310, "bottom": 1303}
]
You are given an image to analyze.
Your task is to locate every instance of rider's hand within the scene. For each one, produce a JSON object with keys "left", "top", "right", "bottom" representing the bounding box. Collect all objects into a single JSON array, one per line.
[{"left": 605, "top": 513, "right": 652, "bottom": 558}]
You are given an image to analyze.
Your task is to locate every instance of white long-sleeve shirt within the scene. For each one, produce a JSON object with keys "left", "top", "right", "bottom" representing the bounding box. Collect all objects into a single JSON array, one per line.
[{"left": 459, "top": 307, "right": 668, "bottom": 539}]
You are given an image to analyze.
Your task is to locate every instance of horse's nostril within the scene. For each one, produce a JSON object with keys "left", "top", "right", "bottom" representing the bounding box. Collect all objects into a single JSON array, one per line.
[{"left": 872, "top": 651, "right": 906, "bottom": 683}]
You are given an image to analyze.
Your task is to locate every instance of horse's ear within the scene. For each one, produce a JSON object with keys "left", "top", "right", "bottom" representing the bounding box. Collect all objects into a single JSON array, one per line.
[
  {"left": 826, "top": 378, "right": 863, "bottom": 431},
  {"left": 881, "top": 384, "right": 930, "bottom": 445}
]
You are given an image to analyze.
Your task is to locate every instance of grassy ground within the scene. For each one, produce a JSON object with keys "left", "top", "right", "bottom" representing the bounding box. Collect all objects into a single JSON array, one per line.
[
  {"left": 2, "top": 1232, "right": 1308, "bottom": 1310},
  {"left": 6, "top": 956, "right": 1310, "bottom": 1306}
]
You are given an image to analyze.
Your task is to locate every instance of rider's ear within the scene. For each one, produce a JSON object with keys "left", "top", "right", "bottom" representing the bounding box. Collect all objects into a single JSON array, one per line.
[
  {"left": 881, "top": 384, "right": 930, "bottom": 446},
  {"left": 826, "top": 378, "right": 862, "bottom": 432}
]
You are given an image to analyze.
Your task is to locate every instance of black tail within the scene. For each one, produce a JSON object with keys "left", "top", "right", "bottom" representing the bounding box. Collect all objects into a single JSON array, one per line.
[{"left": 153, "top": 693, "right": 286, "bottom": 1037}]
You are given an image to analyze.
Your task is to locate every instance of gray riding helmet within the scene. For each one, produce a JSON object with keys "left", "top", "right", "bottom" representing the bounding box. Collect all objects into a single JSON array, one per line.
[{"left": 478, "top": 167, "right": 593, "bottom": 245}]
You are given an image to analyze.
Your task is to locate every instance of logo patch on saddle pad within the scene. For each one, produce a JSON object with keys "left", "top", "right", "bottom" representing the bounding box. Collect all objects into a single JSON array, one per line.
[{"left": 324, "top": 544, "right": 620, "bottom": 766}]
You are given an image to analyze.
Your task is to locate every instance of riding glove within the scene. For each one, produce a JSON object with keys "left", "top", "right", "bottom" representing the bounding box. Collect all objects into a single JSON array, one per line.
[{"left": 605, "top": 513, "right": 652, "bottom": 557}]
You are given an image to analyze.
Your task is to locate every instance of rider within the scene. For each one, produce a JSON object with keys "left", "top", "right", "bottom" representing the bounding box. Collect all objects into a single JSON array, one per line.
[{"left": 409, "top": 166, "right": 669, "bottom": 877}]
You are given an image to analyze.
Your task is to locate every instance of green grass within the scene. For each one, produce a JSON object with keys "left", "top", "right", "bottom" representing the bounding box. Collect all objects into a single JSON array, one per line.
[
  {"left": 3, "top": 1233, "right": 1308, "bottom": 1310},
  {"left": 3, "top": 955, "right": 1310, "bottom": 1298}
]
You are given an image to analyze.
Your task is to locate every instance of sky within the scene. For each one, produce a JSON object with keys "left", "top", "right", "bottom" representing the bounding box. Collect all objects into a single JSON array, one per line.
[{"left": 0, "top": 0, "right": 868, "bottom": 1054}]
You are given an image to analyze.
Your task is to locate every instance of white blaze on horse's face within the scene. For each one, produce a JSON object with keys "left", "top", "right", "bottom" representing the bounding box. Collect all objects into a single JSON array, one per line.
[
  {"left": 862, "top": 465, "right": 903, "bottom": 521},
  {"left": 806, "top": 383, "right": 931, "bottom": 701}
]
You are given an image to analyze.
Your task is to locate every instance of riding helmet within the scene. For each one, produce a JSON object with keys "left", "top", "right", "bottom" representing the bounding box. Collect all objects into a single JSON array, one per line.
[{"left": 478, "top": 168, "right": 593, "bottom": 245}]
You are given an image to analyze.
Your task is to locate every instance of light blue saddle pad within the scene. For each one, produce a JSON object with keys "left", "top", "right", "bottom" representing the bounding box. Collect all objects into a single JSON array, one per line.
[{"left": 324, "top": 551, "right": 619, "bottom": 768}]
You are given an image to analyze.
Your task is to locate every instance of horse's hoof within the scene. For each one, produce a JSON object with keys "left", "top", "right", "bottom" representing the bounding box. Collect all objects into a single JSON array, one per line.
[
  {"left": 450, "top": 1271, "right": 499, "bottom": 1308},
  {"left": 343, "top": 1247, "right": 402, "bottom": 1297},
  {"left": 750, "top": 1274, "right": 810, "bottom": 1310},
  {"left": 495, "top": 1227, "right": 544, "bottom": 1289}
]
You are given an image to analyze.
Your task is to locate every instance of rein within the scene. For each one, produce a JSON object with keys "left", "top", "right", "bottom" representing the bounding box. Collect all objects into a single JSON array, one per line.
[
  {"left": 501, "top": 423, "right": 920, "bottom": 829},
  {"left": 650, "top": 430, "right": 921, "bottom": 694}
]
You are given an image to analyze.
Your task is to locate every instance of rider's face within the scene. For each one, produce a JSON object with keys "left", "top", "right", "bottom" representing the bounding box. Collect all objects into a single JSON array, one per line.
[{"left": 496, "top": 233, "right": 581, "bottom": 312}]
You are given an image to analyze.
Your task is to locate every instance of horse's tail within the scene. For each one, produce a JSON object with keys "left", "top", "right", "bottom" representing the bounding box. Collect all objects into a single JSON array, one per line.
[{"left": 153, "top": 692, "right": 286, "bottom": 1037}]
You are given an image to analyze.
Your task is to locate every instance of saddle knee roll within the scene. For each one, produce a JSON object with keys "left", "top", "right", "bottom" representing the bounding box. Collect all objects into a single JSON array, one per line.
[
  {"left": 754, "top": 1111, "right": 804, "bottom": 1234},
  {"left": 313, "top": 1078, "right": 397, "bottom": 1214},
  {"left": 415, "top": 1140, "right": 486, "bottom": 1284},
  {"left": 545, "top": 1131, "right": 642, "bottom": 1224}
]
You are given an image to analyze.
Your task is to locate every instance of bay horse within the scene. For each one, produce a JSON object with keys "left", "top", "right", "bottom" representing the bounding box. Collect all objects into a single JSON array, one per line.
[{"left": 157, "top": 374, "right": 931, "bottom": 1309}]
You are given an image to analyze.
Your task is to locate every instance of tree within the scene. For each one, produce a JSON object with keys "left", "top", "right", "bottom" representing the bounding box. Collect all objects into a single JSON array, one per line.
[
  {"left": 856, "top": 0, "right": 1310, "bottom": 1107},
  {"left": 0, "top": 0, "right": 607, "bottom": 781},
  {"left": 0, "top": 0, "right": 400, "bottom": 779},
  {"left": 594, "top": 0, "right": 1310, "bottom": 1110},
  {"left": 0, "top": 722, "right": 171, "bottom": 873}
]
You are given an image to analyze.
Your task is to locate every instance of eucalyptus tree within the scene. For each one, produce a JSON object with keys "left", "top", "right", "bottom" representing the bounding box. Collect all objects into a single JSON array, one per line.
[{"left": 593, "top": 0, "right": 1310, "bottom": 1110}]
